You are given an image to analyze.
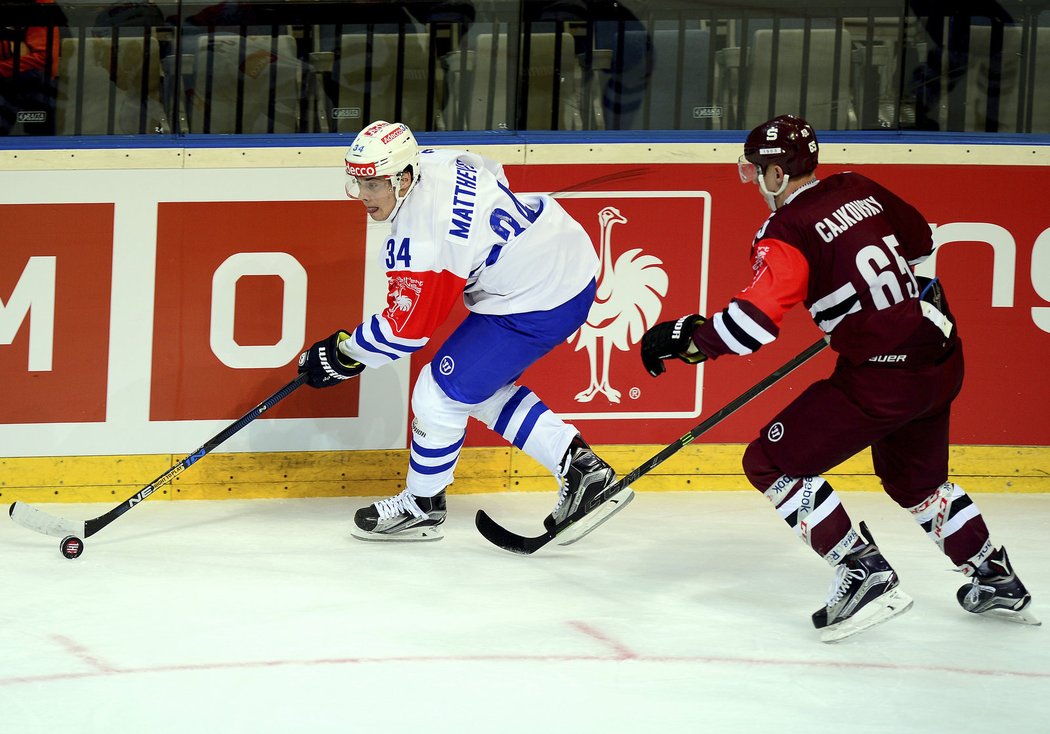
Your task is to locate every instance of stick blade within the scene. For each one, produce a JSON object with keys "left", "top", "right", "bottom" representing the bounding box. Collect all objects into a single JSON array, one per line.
[
  {"left": 474, "top": 510, "right": 555, "bottom": 555},
  {"left": 9, "top": 502, "right": 84, "bottom": 538}
]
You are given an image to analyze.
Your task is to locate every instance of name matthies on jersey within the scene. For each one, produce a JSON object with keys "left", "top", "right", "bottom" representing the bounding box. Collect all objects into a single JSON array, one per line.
[
  {"left": 449, "top": 159, "right": 479, "bottom": 240},
  {"left": 814, "top": 195, "right": 885, "bottom": 243}
]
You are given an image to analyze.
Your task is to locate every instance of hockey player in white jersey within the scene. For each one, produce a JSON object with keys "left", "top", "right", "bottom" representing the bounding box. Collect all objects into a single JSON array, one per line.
[{"left": 297, "top": 120, "right": 634, "bottom": 542}]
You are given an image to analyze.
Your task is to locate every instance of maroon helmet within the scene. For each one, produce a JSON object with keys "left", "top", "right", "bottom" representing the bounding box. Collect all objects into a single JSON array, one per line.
[{"left": 739, "top": 114, "right": 819, "bottom": 181}]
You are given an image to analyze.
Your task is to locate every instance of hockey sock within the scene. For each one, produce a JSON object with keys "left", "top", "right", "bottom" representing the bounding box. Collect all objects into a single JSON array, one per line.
[
  {"left": 906, "top": 482, "right": 994, "bottom": 574},
  {"left": 474, "top": 384, "right": 576, "bottom": 474},
  {"left": 763, "top": 475, "right": 860, "bottom": 565},
  {"left": 406, "top": 428, "right": 465, "bottom": 497}
]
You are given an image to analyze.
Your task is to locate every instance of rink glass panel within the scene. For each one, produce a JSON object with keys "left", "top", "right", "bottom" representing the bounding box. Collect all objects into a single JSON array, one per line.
[{"left": 1, "top": 1, "right": 1049, "bottom": 137}]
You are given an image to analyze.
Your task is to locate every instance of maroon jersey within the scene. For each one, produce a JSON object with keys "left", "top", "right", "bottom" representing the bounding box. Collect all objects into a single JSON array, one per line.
[{"left": 694, "top": 172, "right": 952, "bottom": 365}]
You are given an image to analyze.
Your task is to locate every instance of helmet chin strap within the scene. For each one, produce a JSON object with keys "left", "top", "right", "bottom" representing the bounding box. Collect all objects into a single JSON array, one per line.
[
  {"left": 758, "top": 170, "right": 791, "bottom": 212},
  {"left": 388, "top": 169, "right": 420, "bottom": 220}
]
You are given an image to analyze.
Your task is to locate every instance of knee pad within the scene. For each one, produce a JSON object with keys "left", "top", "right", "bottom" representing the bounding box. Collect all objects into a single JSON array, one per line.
[
  {"left": 411, "top": 365, "right": 471, "bottom": 447},
  {"left": 742, "top": 440, "right": 781, "bottom": 491}
]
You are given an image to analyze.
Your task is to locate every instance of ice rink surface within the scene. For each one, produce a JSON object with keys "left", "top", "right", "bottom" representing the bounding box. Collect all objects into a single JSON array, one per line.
[{"left": 1, "top": 490, "right": 1046, "bottom": 734}]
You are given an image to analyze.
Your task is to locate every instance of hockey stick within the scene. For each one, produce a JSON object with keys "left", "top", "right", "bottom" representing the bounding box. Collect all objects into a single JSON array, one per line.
[
  {"left": 8, "top": 373, "right": 310, "bottom": 539},
  {"left": 475, "top": 336, "right": 830, "bottom": 555}
]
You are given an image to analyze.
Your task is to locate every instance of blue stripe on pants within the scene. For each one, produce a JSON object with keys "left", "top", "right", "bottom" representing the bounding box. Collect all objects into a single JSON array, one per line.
[{"left": 513, "top": 400, "right": 548, "bottom": 449}]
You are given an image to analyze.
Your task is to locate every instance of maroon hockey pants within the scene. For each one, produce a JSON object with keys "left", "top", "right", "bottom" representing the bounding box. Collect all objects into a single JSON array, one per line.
[{"left": 742, "top": 341, "right": 990, "bottom": 567}]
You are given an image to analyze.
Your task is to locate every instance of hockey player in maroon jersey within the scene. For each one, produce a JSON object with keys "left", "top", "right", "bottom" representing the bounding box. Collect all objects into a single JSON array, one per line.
[{"left": 640, "top": 114, "right": 1038, "bottom": 641}]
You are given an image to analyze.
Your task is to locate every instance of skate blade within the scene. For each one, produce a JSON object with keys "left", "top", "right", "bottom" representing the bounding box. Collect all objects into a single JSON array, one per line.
[
  {"left": 350, "top": 525, "right": 444, "bottom": 542},
  {"left": 557, "top": 487, "right": 635, "bottom": 546},
  {"left": 821, "top": 589, "right": 914, "bottom": 644},
  {"left": 977, "top": 606, "right": 1042, "bottom": 626}
]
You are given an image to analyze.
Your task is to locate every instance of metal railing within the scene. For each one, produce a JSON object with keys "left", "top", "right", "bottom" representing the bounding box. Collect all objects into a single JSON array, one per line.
[{"left": 1, "top": 0, "right": 1048, "bottom": 137}]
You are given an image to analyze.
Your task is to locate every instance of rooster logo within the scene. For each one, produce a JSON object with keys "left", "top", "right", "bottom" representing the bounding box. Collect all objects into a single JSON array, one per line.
[
  {"left": 568, "top": 206, "right": 668, "bottom": 403},
  {"left": 384, "top": 275, "right": 423, "bottom": 332}
]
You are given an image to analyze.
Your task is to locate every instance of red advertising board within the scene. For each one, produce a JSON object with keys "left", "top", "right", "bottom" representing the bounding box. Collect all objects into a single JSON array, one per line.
[
  {"left": 150, "top": 200, "right": 367, "bottom": 420},
  {"left": 0, "top": 203, "right": 113, "bottom": 424},
  {"left": 531, "top": 192, "right": 708, "bottom": 418},
  {"left": 1, "top": 162, "right": 1047, "bottom": 448}
]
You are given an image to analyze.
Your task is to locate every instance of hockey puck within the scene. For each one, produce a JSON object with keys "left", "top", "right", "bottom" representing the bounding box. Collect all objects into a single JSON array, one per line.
[{"left": 60, "top": 535, "right": 84, "bottom": 559}]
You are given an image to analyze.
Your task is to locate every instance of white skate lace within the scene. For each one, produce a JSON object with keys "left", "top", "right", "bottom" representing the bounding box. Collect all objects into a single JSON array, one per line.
[
  {"left": 826, "top": 563, "right": 865, "bottom": 607},
  {"left": 374, "top": 489, "right": 427, "bottom": 521},
  {"left": 551, "top": 451, "right": 574, "bottom": 514}
]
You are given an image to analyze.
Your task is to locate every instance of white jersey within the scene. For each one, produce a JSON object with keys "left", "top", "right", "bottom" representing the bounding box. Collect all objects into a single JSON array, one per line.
[{"left": 342, "top": 148, "right": 598, "bottom": 368}]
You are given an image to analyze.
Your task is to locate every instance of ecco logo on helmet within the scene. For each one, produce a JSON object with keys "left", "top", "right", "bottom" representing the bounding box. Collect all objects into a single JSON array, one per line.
[{"left": 347, "top": 162, "right": 377, "bottom": 177}]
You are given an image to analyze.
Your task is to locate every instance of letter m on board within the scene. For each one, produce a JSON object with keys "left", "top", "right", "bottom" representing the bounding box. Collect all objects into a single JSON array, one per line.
[{"left": 0, "top": 256, "right": 56, "bottom": 371}]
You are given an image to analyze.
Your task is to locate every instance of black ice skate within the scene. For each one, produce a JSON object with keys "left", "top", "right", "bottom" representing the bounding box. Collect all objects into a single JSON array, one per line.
[
  {"left": 957, "top": 546, "right": 1040, "bottom": 626},
  {"left": 351, "top": 489, "right": 446, "bottom": 542},
  {"left": 812, "top": 522, "right": 913, "bottom": 643},
  {"left": 543, "top": 435, "right": 633, "bottom": 546}
]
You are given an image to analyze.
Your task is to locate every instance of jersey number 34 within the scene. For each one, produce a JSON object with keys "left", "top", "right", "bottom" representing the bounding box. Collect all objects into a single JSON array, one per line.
[{"left": 385, "top": 237, "right": 412, "bottom": 268}]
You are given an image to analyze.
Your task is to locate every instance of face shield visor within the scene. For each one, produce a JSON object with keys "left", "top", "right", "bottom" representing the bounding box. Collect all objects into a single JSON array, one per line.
[
  {"left": 344, "top": 174, "right": 396, "bottom": 200},
  {"left": 737, "top": 155, "right": 760, "bottom": 184}
]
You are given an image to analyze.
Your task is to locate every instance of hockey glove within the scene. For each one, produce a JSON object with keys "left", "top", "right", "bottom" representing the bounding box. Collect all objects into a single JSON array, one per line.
[
  {"left": 917, "top": 276, "right": 948, "bottom": 313},
  {"left": 298, "top": 330, "right": 364, "bottom": 388},
  {"left": 640, "top": 314, "right": 707, "bottom": 377}
]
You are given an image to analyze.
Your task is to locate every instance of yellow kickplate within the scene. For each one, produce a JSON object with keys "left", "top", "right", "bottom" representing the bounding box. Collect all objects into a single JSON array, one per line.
[{"left": 0, "top": 444, "right": 1046, "bottom": 504}]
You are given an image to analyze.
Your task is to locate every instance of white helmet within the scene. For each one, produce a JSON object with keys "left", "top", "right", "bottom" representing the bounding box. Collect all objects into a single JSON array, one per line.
[{"left": 344, "top": 121, "right": 421, "bottom": 211}]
